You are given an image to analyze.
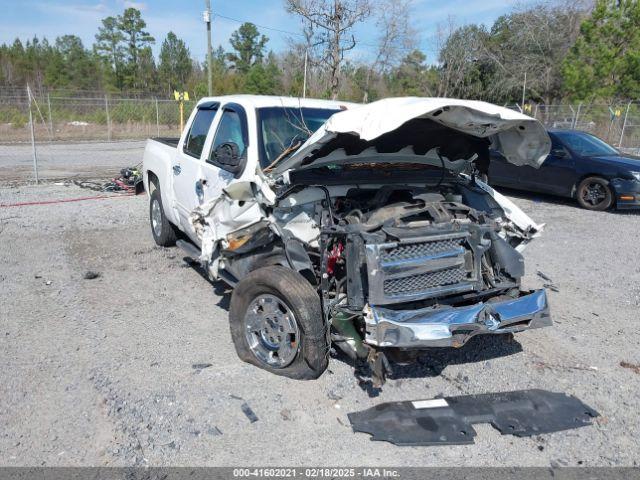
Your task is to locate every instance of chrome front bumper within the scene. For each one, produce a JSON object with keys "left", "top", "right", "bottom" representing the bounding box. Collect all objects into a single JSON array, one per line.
[{"left": 363, "top": 289, "right": 551, "bottom": 348}]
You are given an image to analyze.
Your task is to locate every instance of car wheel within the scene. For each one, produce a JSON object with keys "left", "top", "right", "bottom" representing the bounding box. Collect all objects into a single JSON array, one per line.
[
  {"left": 149, "top": 188, "right": 177, "bottom": 246},
  {"left": 229, "top": 266, "right": 329, "bottom": 380},
  {"left": 576, "top": 177, "right": 613, "bottom": 211}
]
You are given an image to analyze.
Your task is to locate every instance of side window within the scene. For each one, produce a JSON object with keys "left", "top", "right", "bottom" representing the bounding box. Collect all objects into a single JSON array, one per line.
[
  {"left": 207, "top": 106, "right": 248, "bottom": 174},
  {"left": 183, "top": 107, "right": 217, "bottom": 158},
  {"left": 210, "top": 109, "right": 247, "bottom": 158}
]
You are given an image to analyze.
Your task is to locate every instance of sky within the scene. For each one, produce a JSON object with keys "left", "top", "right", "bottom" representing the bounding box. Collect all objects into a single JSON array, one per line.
[{"left": 0, "top": 0, "right": 519, "bottom": 64}]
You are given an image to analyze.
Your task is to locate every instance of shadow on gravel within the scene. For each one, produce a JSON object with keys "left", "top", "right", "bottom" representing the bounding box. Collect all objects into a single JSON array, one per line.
[
  {"left": 334, "top": 334, "right": 523, "bottom": 397},
  {"left": 390, "top": 334, "right": 523, "bottom": 378},
  {"left": 180, "top": 256, "right": 232, "bottom": 310}
]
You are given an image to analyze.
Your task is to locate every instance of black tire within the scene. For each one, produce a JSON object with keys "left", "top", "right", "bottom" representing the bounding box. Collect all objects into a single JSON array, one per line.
[
  {"left": 229, "top": 266, "right": 329, "bottom": 380},
  {"left": 149, "top": 187, "right": 177, "bottom": 247},
  {"left": 576, "top": 176, "right": 613, "bottom": 211}
]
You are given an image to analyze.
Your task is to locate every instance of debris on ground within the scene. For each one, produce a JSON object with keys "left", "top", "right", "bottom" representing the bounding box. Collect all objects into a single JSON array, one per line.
[
  {"left": 206, "top": 426, "right": 223, "bottom": 436},
  {"left": 327, "top": 390, "right": 343, "bottom": 401},
  {"left": 240, "top": 402, "right": 259, "bottom": 423},
  {"left": 74, "top": 165, "right": 144, "bottom": 194},
  {"left": 191, "top": 363, "right": 213, "bottom": 371},
  {"left": 544, "top": 283, "right": 560, "bottom": 292},
  {"left": 619, "top": 361, "right": 640, "bottom": 374},
  {"left": 83, "top": 271, "right": 100, "bottom": 280},
  {"left": 532, "top": 361, "right": 598, "bottom": 372},
  {"left": 537, "top": 270, "right": 553, "bottom": 282},
  {"left": 348, "top": 389, "right": 599, "bottom": 446}
]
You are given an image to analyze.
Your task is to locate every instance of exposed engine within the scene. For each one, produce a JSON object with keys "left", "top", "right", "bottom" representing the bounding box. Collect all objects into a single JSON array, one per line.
[{"left": 307, "top": 186, "right": 525, "bottom": 314}]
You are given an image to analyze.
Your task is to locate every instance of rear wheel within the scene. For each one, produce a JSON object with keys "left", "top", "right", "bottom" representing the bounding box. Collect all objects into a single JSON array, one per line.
[
  {"left": 149, "top": 188, "right": 177, "bottom": 246},
  {"left": 229, "top": 266, "right": 329, "bottom": 379},
  {"left": 576, "top": 177, "right": 613, "bottom": 211}
]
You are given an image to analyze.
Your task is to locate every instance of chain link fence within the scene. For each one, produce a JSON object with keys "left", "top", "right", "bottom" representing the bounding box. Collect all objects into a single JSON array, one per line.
[
  {"left": 0, "top": 87, "right": 196, "bottom": 144},
  {"left": 0, "top": 87, "right": 199, "bottom": 183},
  {"left": 2, "top": 87, "right": 640, "bottom": 183},
  {"left": 510, "top": 102, "right": 640, "bottom": 155},
  {"left": 2, "top": 88, "right": 639, "bottom": 150}
]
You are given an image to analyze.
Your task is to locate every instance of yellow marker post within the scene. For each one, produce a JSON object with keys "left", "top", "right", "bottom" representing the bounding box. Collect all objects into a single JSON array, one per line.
[{"left": 174, "top": 91, "right": 190, "bottom": 132}]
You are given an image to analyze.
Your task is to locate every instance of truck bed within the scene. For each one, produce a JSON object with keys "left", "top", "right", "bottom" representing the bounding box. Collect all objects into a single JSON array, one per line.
[{"left": 151, "top": 137, "right": 180, "bottom": 148}]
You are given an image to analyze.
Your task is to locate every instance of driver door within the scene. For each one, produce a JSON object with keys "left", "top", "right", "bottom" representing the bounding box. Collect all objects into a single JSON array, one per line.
[
  {"left": 200, "top": 103, "right": 249, "bottom": 203},
  {"left": 516, "top": 138, "right": 576, "bottom": 196},
  {"left": 172, "top": 103, "right": 218, "bottom": 235}
]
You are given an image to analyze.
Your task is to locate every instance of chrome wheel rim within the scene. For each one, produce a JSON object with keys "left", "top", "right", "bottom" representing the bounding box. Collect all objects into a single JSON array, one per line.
[
  {"left": 581, "top": 182, "right": 607, "bottom": 206},
  {"left": 151, "top": 198, "right": 162, "bottom": 237},
  {"left": 244, "top": 294, "right": 300, "bottom": 368}
]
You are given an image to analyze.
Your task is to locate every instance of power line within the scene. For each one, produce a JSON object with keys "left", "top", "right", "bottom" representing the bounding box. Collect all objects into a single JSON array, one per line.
[
  {"left": 212, "top": 12, "right": 436, "bottom": 54},
  {"left": 214, "top": 13, "right": 305, "bottom": 39}
]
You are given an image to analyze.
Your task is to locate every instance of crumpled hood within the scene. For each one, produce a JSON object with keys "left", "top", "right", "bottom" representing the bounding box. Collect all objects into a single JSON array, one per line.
[{"left": 272, "top": 97, "right": 551, "bottom": 174}]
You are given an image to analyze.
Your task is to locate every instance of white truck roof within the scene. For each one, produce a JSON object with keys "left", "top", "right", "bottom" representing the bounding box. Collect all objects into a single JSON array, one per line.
[{"left": 196, "top": 94, "right": 357, "bottom": 111}]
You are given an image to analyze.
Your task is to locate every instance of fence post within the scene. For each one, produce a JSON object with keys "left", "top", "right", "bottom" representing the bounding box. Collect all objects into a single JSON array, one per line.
[
  {"left": 27, "top": 85, "right": 39, "bottom": 184},
  {"left": 105, "top": 94, "right": 112, "bottom": 141},
  {"left": 155, "top": 98, "right": 160, "bottom": 137},
  {"left": 607, "top": 107, "right": 615, "bottom": 143},
  {"left": 572, "top": 103, "right": 582, "bottom": 129},
  {"left": 46, "top": 93, "right": 54, "bottom": 141},
  {"left": 619, "top": 101, "right": 632, "bottom": 148}
]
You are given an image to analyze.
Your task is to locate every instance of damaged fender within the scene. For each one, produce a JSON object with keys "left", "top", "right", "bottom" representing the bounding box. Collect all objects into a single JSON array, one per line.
[
  {"left": 471, "top": 176, "right": 545, "bottom": 251},
  {"left": 189, "top": 177, "right": 276, "bottom": 279}
]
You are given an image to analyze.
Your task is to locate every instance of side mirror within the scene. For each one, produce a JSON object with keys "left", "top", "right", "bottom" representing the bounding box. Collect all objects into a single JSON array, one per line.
[
  {"left": 212, "top": 142, "right": 241, "bottom": 167},
  {"left": 550, "top": 148, "right": 568, "bottom": 159}
]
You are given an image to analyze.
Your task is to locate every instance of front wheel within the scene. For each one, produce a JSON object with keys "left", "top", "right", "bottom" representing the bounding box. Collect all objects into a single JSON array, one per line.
[
  {"left": 576, "top": 176, "right": 613, "bottom": 211},
  {"left": 229, "top": 266, "right": 329, "bottom": 380}
]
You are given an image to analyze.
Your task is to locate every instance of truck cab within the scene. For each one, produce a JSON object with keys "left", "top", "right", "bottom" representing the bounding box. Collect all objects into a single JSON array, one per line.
[{"left": 143, "top": 95, "right": 349, "bottom": 246}]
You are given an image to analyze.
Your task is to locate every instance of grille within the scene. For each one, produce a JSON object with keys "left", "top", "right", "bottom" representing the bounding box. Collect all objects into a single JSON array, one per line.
[
  {"left": 384, "top": 266, "right": 467, "bottom": 296},
  {"left": 381, "top": 238, "right": 464, "bottom": 263}
]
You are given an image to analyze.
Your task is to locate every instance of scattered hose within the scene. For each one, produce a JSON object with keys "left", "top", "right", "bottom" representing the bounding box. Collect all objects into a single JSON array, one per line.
[{"left": 0, "top": 194, "right": 134, "bottom": 208}]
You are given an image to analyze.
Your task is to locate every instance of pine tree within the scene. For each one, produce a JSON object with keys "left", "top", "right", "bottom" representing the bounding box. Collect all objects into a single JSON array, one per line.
[
  {"left": 244, "top": 52, "right": 282, "bottom": 95},
  {"left": 95, "top": 16, "right": 126, "bottom": 90},
  {"left": 563, "top": 0, "right": 640, "bottom": 100},
  {"left": 159, "top": 32, "right": 192, "bottom": 92},
  {"left": 118, "top": 8, "right": 155, "bottom": 91},
  {"left": 45, "top": 36, "right": 100, "bottom": 90},
  {"left": 227, "top": 23, "right": 268, "bottom": 74}
]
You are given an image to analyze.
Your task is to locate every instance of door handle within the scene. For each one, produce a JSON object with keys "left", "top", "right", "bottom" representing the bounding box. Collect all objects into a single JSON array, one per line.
[{"left": 173, "top": 165, "right": 181, "bottom": 175}]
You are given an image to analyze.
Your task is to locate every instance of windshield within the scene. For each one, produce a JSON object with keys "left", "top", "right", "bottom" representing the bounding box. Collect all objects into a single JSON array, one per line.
[
  {"left": 554, "top": 131, "right": 618, "bottom": 157},
  {"left": 257, "top": 107, "right": 340, "bottom": 168}
]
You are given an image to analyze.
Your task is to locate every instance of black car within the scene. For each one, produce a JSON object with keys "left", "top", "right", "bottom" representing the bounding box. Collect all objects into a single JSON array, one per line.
[{"left": 489, "top": 129, "right": 640, "bottom": 210}]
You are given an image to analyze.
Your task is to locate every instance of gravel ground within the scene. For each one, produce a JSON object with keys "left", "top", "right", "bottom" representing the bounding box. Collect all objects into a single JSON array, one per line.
[{"left": 0, "top": 182, "right": 639, "bottom": 467}]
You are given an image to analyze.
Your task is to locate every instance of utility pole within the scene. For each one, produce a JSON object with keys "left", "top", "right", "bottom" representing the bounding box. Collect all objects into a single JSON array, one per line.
[{"left": 204, "top": 0, "right": 213, "bottom": 97}]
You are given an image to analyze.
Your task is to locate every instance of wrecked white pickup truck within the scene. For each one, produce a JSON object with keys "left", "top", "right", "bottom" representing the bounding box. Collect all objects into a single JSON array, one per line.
[{"left": 143, "top": 95, "right": 553, "bottom": 385}]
